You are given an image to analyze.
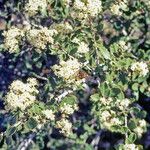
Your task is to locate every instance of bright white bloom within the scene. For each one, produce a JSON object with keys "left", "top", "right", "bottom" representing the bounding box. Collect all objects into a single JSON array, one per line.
[
  {"left": 111, "top": 3, "right": 122, "bottom": 16},
  {"left": 60, "top": 103, "right": 78, "bottom": 115},
  {"left": 72, "top": 37, "right": 80, "bottom": 44},
  {"left": 71, "top": 11, "right": 88, "bottom": 19},
  {"left": 74, "top": 0, "right": 102, "bottom": 17},
  {"left": 42, "top": 109, "right": 55, "bottom": 120},
  {"left": 54, "top": 22, "right": 73, "bottom": 34},
  {"left": 118, "top": 40, "right": 131, "bottom": 51},
  {"left": 33, "top": 114, "right": 47, "bottom": 129},
  {"left": 110, "top": 118, "right": 122, "bottom": 125},
  {"left": 62, "top": 0, "right": 71, "bottom": 7},
  {"left": 5, "top": 78, "right": 39, "bottom": 110},
  {"left": 3, "top": 27, "right": 24, "bottom": 53},
  {"left": 86, "top": 0, "right": 102, "bottom": 16},
  {"left": 25, "top": 0, "right": 47, "bottom": 16},
  {"left": 77, "top": 41, "right": 89, "bottom": 53},
  {"left": 101, "top": 110, "right": 122, "bottom": 129},
  {"left": 139, "top": 119, "right": 146, "bottom": 127},
  {"left": 117, "top": 98, "right": 131, "bottom": 110},
  {"left": 52, "top": 58, "right": 81, "bottom": 83},
  {"left": 56, "top": 118, "right": 72, "bottom": 135},
  {"left": 101, "top": 110, "right": 111, "bottom": 119},
  {"left": 27, "top": 27, "right": 58, "bottom": 52},
  {"left": 74, "top": 0, "right": 87, "bottom": 11},
  {"left": 131, "top": 62, "right": 149, "bottom": 77},
  {"left": 110, "top": 0, "right": 128, "bottom": 16},
  {"left": 134, "top": 119, "right": 147, "bottom": 137},
  {"left": 123, "top": 144, "right": 139, "bottom": 150},
  {"left": 134, "top": 127, "right": 144, "bottom": 137},
  {"left": 100, "top": 97, "right": 113, "bottom": 106}
]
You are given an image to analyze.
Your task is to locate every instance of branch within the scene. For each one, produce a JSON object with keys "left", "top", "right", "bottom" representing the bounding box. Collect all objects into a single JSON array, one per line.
[{"left": 17, "top": 133, "right": 36, "bottom": 150}]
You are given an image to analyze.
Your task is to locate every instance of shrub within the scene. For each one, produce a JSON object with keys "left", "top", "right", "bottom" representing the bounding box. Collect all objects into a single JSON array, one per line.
[{"left": 0, "top": 0, "right": 149, "bottom": 149}]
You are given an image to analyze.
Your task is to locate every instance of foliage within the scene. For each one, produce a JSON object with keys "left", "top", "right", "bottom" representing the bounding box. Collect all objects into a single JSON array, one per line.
[{"left": 0, "top": 0, "right": 150, "bottom": 150}]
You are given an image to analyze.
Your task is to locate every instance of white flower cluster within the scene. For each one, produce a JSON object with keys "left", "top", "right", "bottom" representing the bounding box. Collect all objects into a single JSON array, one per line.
[
  {"left": 5, "top": 78, "right": 39, "bottom": 110},
  {"left": 62, "top": 0, "right": 71, "bottom": 7},
  {"left": 131, "top": 61, "right": 149, "bottom": 77},
  {"left": 99, "top": 97, "right": 131, "bottom": 110},
  {"left": 118, "top": 40, "right": 131, "bottom": 51},
  {"left": 101, "top": 110, "right": 123, "bottom": 129},
  {"left": 60, "top": 103, "right": 78, "bottom": 116},
  {"left": 98, "top": 97, "right": 132, "bottom": 130},
  {"left": 123, "top": 144, "right": 139, "bottom": 150},
  {"left": 54, "top": 22, "right": 73, "bottom": 34},
  {"left": 99, "top": 97, "right": 113, "bottom": 106},
  {"left": 56, "top": 118, "right": 72, "bottom": 136},
  {"left": 73, "top": 0, "right": 102, "bottom": 17},
  {"left": 33, "top": 114, "right": 47, "bottom": 129},
  {"left": 110, "top": 0, "right": 128, "bottom": 16},
  {"left": 3, "top": 27, "right": 24, "bottom": 53},
  {"left": 134, "top": 119, "right": 147, "bottom": 137},
  {"left": 72, "top": 38, "right": 90, "bottom": 54},
  {"left": 27, "top": 27, "right": 58, "bottom": 52},
  {"left": 116, "top": 98, "right": 131, "bottom": 110},
  {"left": 25, "top": 0, "right": 47, "bottom": 16},
  {"left": 42, "top": 109, "right": 55, "bottom": 120},
  {"left": 52, "top": 58, "right": 82, "bottom": 83}
]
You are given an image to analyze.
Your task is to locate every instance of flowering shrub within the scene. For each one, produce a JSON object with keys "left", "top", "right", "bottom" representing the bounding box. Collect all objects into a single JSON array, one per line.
[{"left": 0, "top": 0, "right": 150, "bottom": 150}]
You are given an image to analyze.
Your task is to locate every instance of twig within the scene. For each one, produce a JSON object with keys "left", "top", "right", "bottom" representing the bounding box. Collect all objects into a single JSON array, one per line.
[
  {"left": 56, "top": 90, "right": 73, "bottom": 102},
  {"left": 31, "top": 73, "right": 49, "bottom": 82},
  {"left": 17, "top": 133, "right": 36, "bottom": 150},
  {"left": 91, "top": 130, "right": 103, "bottom": 150}
]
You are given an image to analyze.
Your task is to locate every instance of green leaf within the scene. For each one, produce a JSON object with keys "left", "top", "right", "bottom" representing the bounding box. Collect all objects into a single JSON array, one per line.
[
  {"left": 6, "top": 127, "right": 16, "bottom": 136},
  {"left": 127, "top": 133, "right": 137, "bottom": 143},
  {"left": 99, "top": 82, "right": 110, "bottom": 97},
  {"left": 132, "top": 83, "right": 139, "bottom": 91},
  {"left": 110, "top": 87, "right": 124, "bottom": 99},
  {"left": 90, "top": 94, "right": 99, "bottom": 102},
  {"left": 97, "top": 43, "right": 111, "bottom": 60},
  {"left": 128, "top": 120, "right": 137, "bottom": 130},
  {"left": 61, "top": 95, "right": 77, "bottom": 105},
  {"left": 120, "top": 126, "right": 129, "bottom": 134},
  {"left": 26, "top": 118, "right": 38, "bottom": 129}
]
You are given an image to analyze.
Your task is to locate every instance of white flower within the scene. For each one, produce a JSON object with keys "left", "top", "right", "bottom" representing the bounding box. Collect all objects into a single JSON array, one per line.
[
  {"left": 100, "top": 110, "right": 122, "bottom": 129},
  {"left": 62, "top": 0, "right": 71, "bottom": 7},
  {"left": 25, "top": 0, "right": 47, "bottom": 16},
  {"left": 111, "top": 4, "right": 122, "bottom": 16},
  {"left": 5, "top": 78, "right": 39, "bottom": 110},
  {"left": 74, "top": 0, "right": 102, "bottom": 17},
  {"left": 133, "top": 119, "right": 147, "bottom": 137},
  {"left": 74, "top": 0, "right": 87, "bottom": 11},
  {"left": 27, "top": 27, "right": 57, "bottom": 52},
  {"left": 56, "top": 118, "right": 72, "bottom": 136},
  {"left": 42, "top": 109, "right": 55, "bottom": 120},
  {"left": 118, "top": 98, "right": 131, "bottom": 110},
  {"left": 86, "top": 0, "right": 102, "bottom": 17},
  {"left": 60, "top": 103, "right": 78, "bottom": 115},
  {"left": 101, "top": 110, "right": 111, "bottom": 119},
  {"left": 3, "top": 27, "right": 24, "bottom": 53},
  {"left": 110, "top": 0, "right": 128, "bottom": 16},
  {"left": 118, "top": 40, "right": 131, "bottom": 51},
  {"left": 131, "top": 62, "right": 149, "bottom": 77},
  {"left": 72, "top": 37, "right": 80, "bottom": 44},
  {"left": 52, "top": 58, "right": 82, "bottom": 83},
  {"left": 77, "top": 41, "right": 89, "bottom": 53},
  {"left": 124, "top": 144, "right": 139, "bottom": 150},
  {"left": 134, "top": 127, "right": 144, "bottom": 137},
  {"left": 54, "top": 22, "right": 73, "bottom": 34},
  {"left": 110, "top": 118, "right": 122, "bottom": 125},
  {"left": 139, "top": 119, "right": 146, "bottom": 127},
  {"left": 100, "top": 97, "right": 113, "bottom": 105}
]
